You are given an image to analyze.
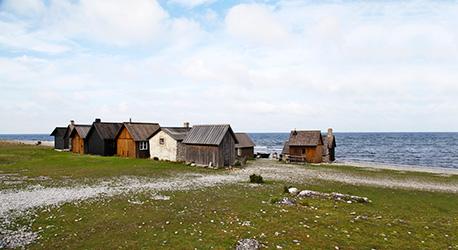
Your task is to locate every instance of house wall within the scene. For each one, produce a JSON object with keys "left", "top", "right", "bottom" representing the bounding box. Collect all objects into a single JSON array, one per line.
[
  {"left": 54, "top": 136, "right": 65, "bottom": 150},
  {"left": 184, "top": 144, "right": 220, "bottom": 166},
  {"left": 136, "top": 141, "right": 150, "bottom": 158},
  {"left": 116, "top": 127, "right": 136, "bottom": 158},
  {"left": 176, "top": 141, "right": 186, "bottom": 162},
  {"left": 149, "top": 131, "right": 178, "bottom": 161},
  {"left": 237, "top": 147, "right": 254, "bottom": 159},
  {"left": 71, "top": 133, "right": 84, "bottom": 154},
  {"left": 104, "top": 140, "right": 117, "bottom": 156},
  {"left": 289, "top": 145, "right": 323, "bottom": 163},
  {"left": 219, "top": 132, "right": 236, "bottom": 166},
  {"left": 85, "top": 131, "right": 105, "bottom": 156}
]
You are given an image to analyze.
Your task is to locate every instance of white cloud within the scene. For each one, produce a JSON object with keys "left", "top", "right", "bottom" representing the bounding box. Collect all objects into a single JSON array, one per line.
[
  {"left": 225, "top": 4, "right": 290, "bottom": 45},
  {"left": 1, "top": 1, "right": 458, "bottom": 132}
]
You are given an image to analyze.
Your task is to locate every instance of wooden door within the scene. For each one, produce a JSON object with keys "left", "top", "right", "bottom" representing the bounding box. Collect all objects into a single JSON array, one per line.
[{"left": 116, "top": 127, "right": 136, "bottom": 158}]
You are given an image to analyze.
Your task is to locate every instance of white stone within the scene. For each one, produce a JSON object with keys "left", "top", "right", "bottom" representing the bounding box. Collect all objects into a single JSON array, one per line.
[{"left": 288, "top": 187, "right": 299, "bottom": 195}]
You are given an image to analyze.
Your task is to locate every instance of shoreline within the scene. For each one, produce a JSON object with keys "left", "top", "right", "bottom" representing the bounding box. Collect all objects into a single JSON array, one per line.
[{"left": 335, "top": 161, "right": 458, "bottom": 175}]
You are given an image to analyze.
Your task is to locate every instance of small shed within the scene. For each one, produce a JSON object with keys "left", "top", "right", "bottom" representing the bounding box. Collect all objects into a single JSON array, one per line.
[
  {"left": 68, "top": 125, "right": 91, "bottom": 154},
  {"left": 85, "top": 119, "right": 122, "bottom": 156},
  {"left": 50, "top": 127, "right": 67, "bottom": 150},
  {"left": 234, "top": 133, "right": 256, "bottom": 159},
  {"left": 115, "top": 122, "right": 160, "bottom": 158},
  {"left": 182, "top": 125, "right": 238, "bottom": 167},
  {"left": 148, "top": 127, "right": 191, "bottom": 161},
  {"left": 287, "top": 130, "right": 324, "bottom": 163}
]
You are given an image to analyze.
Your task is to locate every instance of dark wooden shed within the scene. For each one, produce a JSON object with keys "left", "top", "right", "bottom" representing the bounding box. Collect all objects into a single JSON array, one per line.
[
  {"left": 85, "top": 119, "right": 122, "bottom": 156},
  {"left": 235, "top": 133, "right": 256, "bottom": 159},
  {"left": 182, "top": 125, "right": 238, "bottom": 167},
  {"left": 68, "top": 125, "right": 91, "bottom": 154},
  {"left": 50, "top": 127, "right": 67, "bottom": 150},
  {"left": 115, "top": 122, "right": 160, "bottom": 158}
]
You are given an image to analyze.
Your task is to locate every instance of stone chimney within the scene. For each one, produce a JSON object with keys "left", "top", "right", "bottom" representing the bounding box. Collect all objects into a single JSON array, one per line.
[
  {"left": 70, "top": 120, "right": 75, "bottom": 126},
  {"left": 95, "top": 118, "right": 101, "bottom": 123},
  {"left": 183, "top": 122, "right": 190, "bottom": 129},
  {"left": 129, "top": 118, "right": 132, "bottom": 123},
  {"left": 327, "top": 128, "right": 334, "bottom": 147},
  {"left": 292, "top": 129, "right": 297, "bottom": 136}
]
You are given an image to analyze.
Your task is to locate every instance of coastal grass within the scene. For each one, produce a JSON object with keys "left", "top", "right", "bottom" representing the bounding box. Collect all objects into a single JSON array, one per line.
[
  {"left": 29, "top": 182, "right": 458, "bottom": 249},
  {"left": 1, "top": 142, "right": 457, "bottom": 249}
]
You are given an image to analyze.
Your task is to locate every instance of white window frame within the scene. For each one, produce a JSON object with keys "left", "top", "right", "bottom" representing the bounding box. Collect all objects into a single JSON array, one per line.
[{"left": 139, "top": 141, "right": 148, "bottom": 151}]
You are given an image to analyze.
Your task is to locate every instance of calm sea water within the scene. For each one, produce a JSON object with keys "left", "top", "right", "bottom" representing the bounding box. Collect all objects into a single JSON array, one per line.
[
  {"left": 1, "top": 133, "right": 457, "bottom": 169},
  {"left": 250, "top": 132, "right": 458, "bottom": 169}
]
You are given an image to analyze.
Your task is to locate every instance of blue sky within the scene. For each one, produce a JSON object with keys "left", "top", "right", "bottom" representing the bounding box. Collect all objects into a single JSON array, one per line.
[{"left": 1, "top": 0, "right": 458, "bottom": 133}]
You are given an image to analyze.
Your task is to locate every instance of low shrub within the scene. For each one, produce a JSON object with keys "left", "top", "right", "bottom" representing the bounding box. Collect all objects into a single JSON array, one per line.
[{"left": 249, "top": 174, "right": 264, "bottom": 184}]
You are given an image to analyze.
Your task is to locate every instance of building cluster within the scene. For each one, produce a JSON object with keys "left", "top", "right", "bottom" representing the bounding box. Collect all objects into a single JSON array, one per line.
[
  {"left": 281, "top": 129, "right": 336, "bottom": 163},
  {"left": 50, "top": 119, "right": 256, "bottom": 167}
]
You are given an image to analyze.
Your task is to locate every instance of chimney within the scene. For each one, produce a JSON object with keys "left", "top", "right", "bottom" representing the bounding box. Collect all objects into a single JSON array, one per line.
[
  {"left": 95, "top": 118, "right": 101, "bottom": 123},
  {"left": 292, "top": 129, "right": 297, "bottom": 136},
  {"left": 129, "top": 118, "right": 132, "bottom": 123},
  {"left": 183, "top": 122, "right": 190, "bottom": 129},
  {"left": 327, "top": 128, "right": 334, "bottom": 147},
  {"left": 70, "top": 120, "right": 75, "bottom": 126}
]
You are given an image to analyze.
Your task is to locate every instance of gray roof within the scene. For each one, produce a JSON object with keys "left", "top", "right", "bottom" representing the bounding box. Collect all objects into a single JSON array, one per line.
[
  {"left": 50, "top": 127, "right": 66, "bottom": 137},
  {"left": 160, "top": 127, "right": 191, "bottom": 141},
  {"left": 183, "top": 125, "right": 238, "bottom": 146},
  {"left": 235, "top": 133, "right": 256, "bottom": 148},
  {"left": 69, "top": 125, "right": 92, "bottom": 139},
  {"left": 122, "top": 122, "right": 160, "bottom": 141},
  {"left": 288, "top": 130, "right": 323, "bottom": 146},
  {"left": 92, "top": 122, "right": 123, "bottom": 140}
]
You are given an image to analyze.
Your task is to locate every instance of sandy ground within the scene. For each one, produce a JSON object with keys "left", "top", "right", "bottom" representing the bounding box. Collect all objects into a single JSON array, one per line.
[{"left": 1, "top": 159, "right": 457, "bottom": 248}]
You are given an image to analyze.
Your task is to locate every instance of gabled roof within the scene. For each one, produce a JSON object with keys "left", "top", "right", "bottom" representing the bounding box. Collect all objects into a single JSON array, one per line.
[
  {"left": 235, "top": 133, "right": 256, "bottom": 148},
  {"left": 282, "top": 140, "right": 290, "bottom": 154},
  {"left": 69, "top": 125, "right": 92, "bottom": 139},
  {"left": 90, "top": 122, "right": 123, "bottom": 140},
  {"left": 149, "top": 127, "right": 191, "bottom": 141},
  {"left": 288, "top": 130, "right": 323, "bottom": 146},
  {"left": 183, "top": 125, "right": 238, "bottom": 146},
  {"left": 50, "top": 127, "right": 67, "bottom": 137},
  {"left": 120, "top": 122, "right": 160, "bottom": 141}
]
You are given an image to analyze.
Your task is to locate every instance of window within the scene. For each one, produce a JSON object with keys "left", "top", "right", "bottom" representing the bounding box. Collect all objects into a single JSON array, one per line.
[
  {"left": 139, "top": 141, "right": 148, "bottom": 150},
  {"left": 159, "top": 138, "right": 165, "bottom": 145}
]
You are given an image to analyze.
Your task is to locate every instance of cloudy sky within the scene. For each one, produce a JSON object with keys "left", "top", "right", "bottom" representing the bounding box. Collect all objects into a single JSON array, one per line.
[{"left": 1, "top": 0, "right": 457, "bottom": 133}]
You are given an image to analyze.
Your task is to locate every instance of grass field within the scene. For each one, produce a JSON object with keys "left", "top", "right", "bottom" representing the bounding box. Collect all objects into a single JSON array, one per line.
[{"left": 1, "top": 142, "right": 457, "bottom": 249}]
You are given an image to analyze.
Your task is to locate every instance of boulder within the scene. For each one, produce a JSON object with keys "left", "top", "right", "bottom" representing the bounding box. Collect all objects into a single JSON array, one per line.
[
  {"left": 235, "top": 239, "right": 261, "bottom": 250},
  {"left": 278, "top": 197, "right": 296, "bottom": 205},
  {"left": 298, "top": 190, "right": 319, "bottom": 197},
  {"left": 288, "top": 187, "right": 299, "bottom": 195}
]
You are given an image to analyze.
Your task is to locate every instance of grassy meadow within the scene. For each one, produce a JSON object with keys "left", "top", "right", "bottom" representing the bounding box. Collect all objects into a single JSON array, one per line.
[{"left": 0, "top": 142, "right": 457, "bottom": 249}]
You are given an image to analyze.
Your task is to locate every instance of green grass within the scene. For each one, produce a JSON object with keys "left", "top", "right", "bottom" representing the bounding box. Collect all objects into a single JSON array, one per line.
[{"left": 1, "top": 142, "right": 458, "bottom": 249}]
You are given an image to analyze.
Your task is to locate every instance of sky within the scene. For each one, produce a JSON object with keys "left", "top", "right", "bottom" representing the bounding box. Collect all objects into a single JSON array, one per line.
[{"left": 1, "top": 0, "right": 458, "bottom": 133}]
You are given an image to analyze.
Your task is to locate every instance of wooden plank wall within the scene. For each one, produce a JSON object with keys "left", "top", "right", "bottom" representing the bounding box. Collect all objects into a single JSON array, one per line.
[
  {"left": 71, "top": 133, "right": 84, "bottom": 154},
  {"left": 116, "top": 127, "right": 136, "bottom": 158}
]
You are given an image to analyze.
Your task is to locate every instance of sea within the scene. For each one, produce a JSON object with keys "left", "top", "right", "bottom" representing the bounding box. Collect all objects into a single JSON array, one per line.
[{"left": 1, "top": 132, "right": 458, "bottom": 170}]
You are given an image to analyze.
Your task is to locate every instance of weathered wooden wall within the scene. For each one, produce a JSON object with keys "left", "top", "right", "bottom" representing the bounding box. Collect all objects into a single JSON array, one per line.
[
  {"left": 219, "top": 131, "right": 236, "bottom": 166},
  {"left": 289, "top": 145, "right": 323, "bottom": 163},
  {"left": 85, "top": 131, "right": 105, "bottom": 156},
  {"left": 116, "top": 127, "right": 136, "bottom": 158},
  {"left": 237, "top": 147, "right": 254, "bottom": 159},
  {"left": 71, "top": 133, "right": 84, "bottom": 154},
  {"left": 184, "top": 144, "right": 220, "bottom": 166}
]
